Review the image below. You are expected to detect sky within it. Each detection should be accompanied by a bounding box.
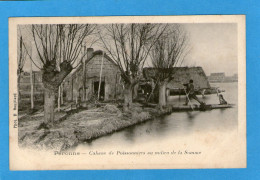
[182,23,237,76]
[21,23,238,76]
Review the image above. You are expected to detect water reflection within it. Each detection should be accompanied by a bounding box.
[123,126,135,142]
[78,83,238,149]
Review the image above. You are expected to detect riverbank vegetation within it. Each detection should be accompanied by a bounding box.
[18,103,166,151]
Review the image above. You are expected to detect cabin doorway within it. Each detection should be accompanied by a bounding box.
[94,81,105,101]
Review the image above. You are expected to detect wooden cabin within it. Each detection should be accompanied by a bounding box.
[63,48,123,102]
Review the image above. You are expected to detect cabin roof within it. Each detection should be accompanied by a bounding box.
[65,50,118,80]
[85,50,117,66]
[143,67,211,89]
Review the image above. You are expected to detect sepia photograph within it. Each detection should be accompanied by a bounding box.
[9,15,246,170]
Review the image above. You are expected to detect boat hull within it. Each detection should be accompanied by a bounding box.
[171,104,234,111]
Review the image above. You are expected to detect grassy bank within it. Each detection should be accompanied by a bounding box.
[18,103,159,151]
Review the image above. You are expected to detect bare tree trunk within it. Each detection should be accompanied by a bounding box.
[44,88,55,125]
[159,81,167,109]
[133,83,139,100]
[58,86,61,112]
[98,52,105,100]
[123,84,133,112]
[42,61,72,125]
[30,59,34,109]
[25,24,94,126]
[61,83,64,105]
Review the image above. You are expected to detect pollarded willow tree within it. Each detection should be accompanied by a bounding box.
[99,23,168,111]
[150,24,189,109]
[22,24,96,125]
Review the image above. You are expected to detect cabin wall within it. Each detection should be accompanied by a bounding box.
[85,54,122,101]
[64,54,123,102]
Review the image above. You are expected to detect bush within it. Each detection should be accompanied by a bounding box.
[130,106,143,113]
[130,103,143,113]
[131,111,151,121]
[103,104,120,114]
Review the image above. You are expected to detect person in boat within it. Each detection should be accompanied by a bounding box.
[183,79,205,106]
[218,94,228,105]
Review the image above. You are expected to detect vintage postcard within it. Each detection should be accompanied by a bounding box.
[9,15,246,170]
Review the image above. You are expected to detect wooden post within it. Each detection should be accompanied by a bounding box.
[61,83,64,105]
[98,51,105,100]
[179,88,181,101]
[71,77,74,101]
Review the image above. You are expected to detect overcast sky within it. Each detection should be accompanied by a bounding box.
[22,23,238,76]
[182,23,237,76]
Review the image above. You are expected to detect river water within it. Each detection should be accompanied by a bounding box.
[77,82,238,150]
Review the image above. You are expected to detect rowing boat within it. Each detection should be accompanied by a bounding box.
[171,104,235,111]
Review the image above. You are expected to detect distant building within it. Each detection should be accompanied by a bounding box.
[233,73,238,81]
[207,72,226,83]
[207,73,238,83]
[223,73,238,82]
[63,48,123,102]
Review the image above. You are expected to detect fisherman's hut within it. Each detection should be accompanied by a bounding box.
[142,67,212,102]
[63,48,123,102]
[166,67,211,95]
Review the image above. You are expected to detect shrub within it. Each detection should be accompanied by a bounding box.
[131,111,151,121]
[103,104,120,114]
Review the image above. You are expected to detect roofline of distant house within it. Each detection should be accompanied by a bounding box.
[143,66,206,80]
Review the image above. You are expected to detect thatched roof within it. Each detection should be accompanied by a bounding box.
[143,67,211,89]
[85,50,117,66]
[65,50,117,80]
